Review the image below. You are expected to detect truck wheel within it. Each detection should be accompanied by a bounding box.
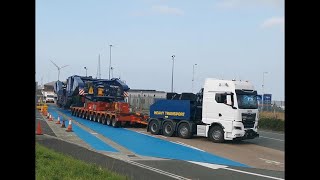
[149,120,160,135]
[86,113,90,120]
[163,121,175,137]
[89,114,93,121]
[111,117,119,128]
[97,115,101,123]
[106,116,112,126]
[82,112,86,119]
[177,123,192,139]
[93,114,97,122]
[101,116,106,125]
[208,126,225,143]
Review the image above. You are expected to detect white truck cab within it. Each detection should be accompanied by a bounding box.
[43,91,55,103]
[197,78,259,142]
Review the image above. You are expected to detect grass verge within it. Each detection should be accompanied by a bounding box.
[36,143,127,180]
[258,118,284,132]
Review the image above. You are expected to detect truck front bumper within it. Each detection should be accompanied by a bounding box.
[234,129,259,140]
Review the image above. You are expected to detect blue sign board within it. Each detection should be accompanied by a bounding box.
[257,95,262,104]
[263,94,272,104]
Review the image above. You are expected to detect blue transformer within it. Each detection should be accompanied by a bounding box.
[149,100,191,120]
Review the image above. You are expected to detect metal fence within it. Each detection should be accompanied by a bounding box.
[127,96,164,114]
[259,101,285,112]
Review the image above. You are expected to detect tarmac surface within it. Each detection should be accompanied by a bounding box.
[36,105,285,180]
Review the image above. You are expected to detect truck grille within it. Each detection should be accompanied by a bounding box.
[242,113,256,128]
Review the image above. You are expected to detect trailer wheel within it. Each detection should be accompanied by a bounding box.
[177,123,192,139]
[89,114,93,121]
[71,109,75,116]
[82,112,86,119]
[163,121,175,137]
[149,120,160,135]
[85,113,90,120]
[76,111,80,117]
[106,116,112,126]
[111,117,119,128]
[97,115,101,123]
[208,126,225,143]
[93,114,97,122]
[101,116,106,125]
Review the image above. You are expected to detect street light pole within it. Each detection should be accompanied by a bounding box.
[262,72,268,111]
[192,64,197,93]
[171,55,175,92]
[109,44,113,80]
[84,67,87,77]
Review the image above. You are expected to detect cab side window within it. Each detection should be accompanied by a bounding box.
[215,93,226,103]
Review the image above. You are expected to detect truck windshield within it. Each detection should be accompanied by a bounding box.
[47,95,54,98]
[235,90,258,109]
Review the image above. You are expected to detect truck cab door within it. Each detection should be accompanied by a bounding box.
[203,92,235,133]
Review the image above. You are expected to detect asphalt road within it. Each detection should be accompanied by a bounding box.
[245,130,284,151]
[36,135,284,180]
[37,105,285,179]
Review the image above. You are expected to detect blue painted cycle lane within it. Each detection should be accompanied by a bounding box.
[52,106,250,168]
[47,107,118,152]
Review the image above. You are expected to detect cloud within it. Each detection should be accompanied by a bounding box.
[261,17,284,31]
[151,5,184,15]
[215,0,283,9]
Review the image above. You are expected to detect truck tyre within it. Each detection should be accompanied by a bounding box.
[89,114,93,121]
[106,116,112,126]
[177,123,192,139]
[208,126,225,143]
[111,117,119,128]
[149,120,160,135]
[86,113,90,120]
[163,121,175,137]
[82,112,86,119]
[97,115,101,123]
[101,116,106,125]
[93,114,97,122]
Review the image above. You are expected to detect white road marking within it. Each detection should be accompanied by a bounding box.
[173,141,205,152]
[259,158,284,165]
[91,132,98,135]
[223,167,284,180]
[122,159,192,180]
[188,161,227,169]
[135,131,156,138]
[159,135,167,139]
[259,130,284,135]
[260,136,284,141]
[189,161,284,180]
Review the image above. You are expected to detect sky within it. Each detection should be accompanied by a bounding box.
[36,0,284,101]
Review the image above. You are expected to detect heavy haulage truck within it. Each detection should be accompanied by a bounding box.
[55,75,259,143]
[147,78,259,143]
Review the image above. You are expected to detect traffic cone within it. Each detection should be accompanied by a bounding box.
[48,114,53,121]
[61,119,66,128]
[66,119,73,132]
[36,121,43,135]
[55,116,61,124]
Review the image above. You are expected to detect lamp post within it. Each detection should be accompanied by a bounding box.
[84,67,87,77]
[262,71,268,111]
[171,55,175,92]
[110,67,114,79]
[109,44,113,80]
[192,64,197,93]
